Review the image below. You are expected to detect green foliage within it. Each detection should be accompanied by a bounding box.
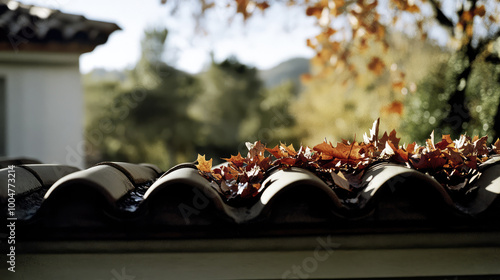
[189,56,298,161]
[293,32,446,145]
[400,62,449,143]
[84,29,298,169]
[401,44,500,143]
[241,80,299,148]
[84,28,201,169]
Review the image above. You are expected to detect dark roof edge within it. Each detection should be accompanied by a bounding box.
[16,231,500,254]
[0,0,121,54]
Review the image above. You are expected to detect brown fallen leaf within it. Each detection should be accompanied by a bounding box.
[196,154,212,173]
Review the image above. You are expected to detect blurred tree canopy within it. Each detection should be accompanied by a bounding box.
[84,28,200,168]
[84,1,500,170]
[163,0,500,141]
[401,40,500,142]
[84,28,298,169]
[294,31,449,144]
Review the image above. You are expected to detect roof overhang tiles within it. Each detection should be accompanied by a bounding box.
[0,0,120,54]
[1,157,500,240]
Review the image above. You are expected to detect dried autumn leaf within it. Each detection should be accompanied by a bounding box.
[368,56,385,75]
[411,150,447,170]
[222,152,246,167]
[256,1,270,11]
[382,101,403,115]
[255,154,272,170]
[474,5,486,17]
[393,146,409,163]
[461,11,473,22]
[235,0,251,20]
[331,171,351,191]
[466,156,478,169]
[493,138,500,154]
[406,142,417,154]
[392,81,405,92]
[252,183,262,192]
[363,118,380,145]
[435,135,454,150]
[380,141,396,159]
[406,4,420,13]
[266,145,283,159]
[443,149,464,167]
[378,129,400,150]
[212,168,223,180]
[221,166,239,181]
[194,118,497,204]
[472,135,488,157]
[246,140,266,158]
[196,154,212,173]
[426,130,436,151]
[313,141,337,160]
[282,143,298,157]
[306,5,324,18]
[276,157,298,166]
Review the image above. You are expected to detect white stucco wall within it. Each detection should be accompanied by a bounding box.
[0,52,85,169]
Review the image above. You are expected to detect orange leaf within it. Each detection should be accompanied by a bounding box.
[325,27,336,37]
[306,6,323,18]
[406,142,417,154]
[222,152,246,168]
[493,138,500,154]
[221,166,239,181]
[266,145,283,159]
[435,135,454,150]
[246,141,266,158]
[406,4,420,13]
[444,149,464,167]
[235,0,251,20]
[277,157,298,166]
[281,143,297,157]
[368,57,385,75]
[473,136,489,156]
[196,154,212,173]
[394,147,409,163]
[256,1,270,11]
[313,142,336,160]
[382,101,403,115]
[474,5,486,17]
[392,81,405,92]
[306,39,316,49]
[461,11,473,22]
[379,129,401,149]
[411,150,447,170]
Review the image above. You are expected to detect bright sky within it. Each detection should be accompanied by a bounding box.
[19,0,317,73]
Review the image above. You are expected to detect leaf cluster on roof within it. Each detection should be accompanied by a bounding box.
[196,119,500,203]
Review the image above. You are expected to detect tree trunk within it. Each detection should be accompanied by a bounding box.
[493,101,500,141]
[441,43,478,136]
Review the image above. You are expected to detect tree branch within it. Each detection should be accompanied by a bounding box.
[428,0,455,30]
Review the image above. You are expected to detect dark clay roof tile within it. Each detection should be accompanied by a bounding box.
[0,166,41,200]
[43,165,135,206]
[20,164,80,187]
[4,159,500,238]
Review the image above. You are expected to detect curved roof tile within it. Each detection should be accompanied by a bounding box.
[2,159,500,238]
[0,0,120,53]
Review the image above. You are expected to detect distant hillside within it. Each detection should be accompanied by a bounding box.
[258,57,310,88]
[84,58,311,89]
